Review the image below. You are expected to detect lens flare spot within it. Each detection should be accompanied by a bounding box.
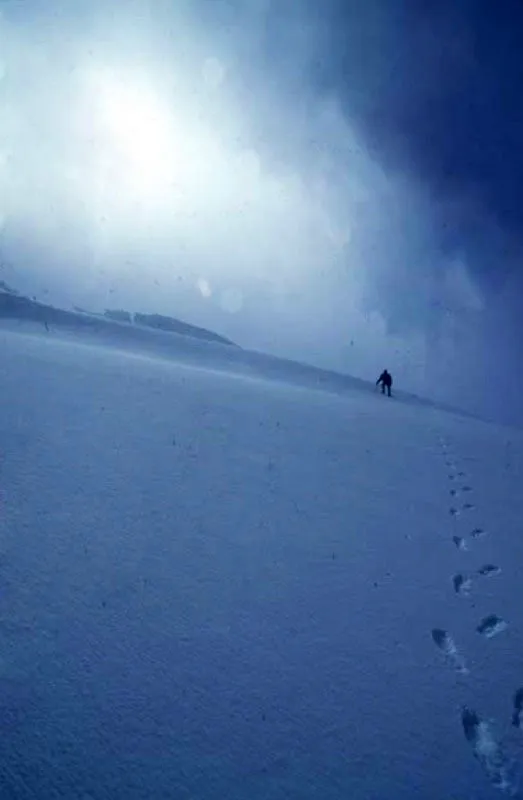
[197,277,212,298]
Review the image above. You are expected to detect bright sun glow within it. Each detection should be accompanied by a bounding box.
[76,63,343,291]
[81,65,230,215]
[85,68,184,196]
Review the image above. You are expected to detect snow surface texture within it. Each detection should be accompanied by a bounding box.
[1,323,523,799]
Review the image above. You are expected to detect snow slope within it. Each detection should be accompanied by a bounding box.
[1,324,522,799]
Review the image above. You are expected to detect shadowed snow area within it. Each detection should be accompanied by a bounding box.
[1,324,523,799]
[0,305,472,418]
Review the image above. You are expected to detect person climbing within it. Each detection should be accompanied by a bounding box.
[376,369,392,397]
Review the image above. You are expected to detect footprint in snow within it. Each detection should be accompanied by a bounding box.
[470,527,486,539]
[477,615,507,639]
[453,573,472,595]
[477,564,501,578]
[432,628,468,674]
[450,507,460,517]
[461,707,519,796]
[462,502,475,512]
[452,567,499,594]
[453,535,467,551]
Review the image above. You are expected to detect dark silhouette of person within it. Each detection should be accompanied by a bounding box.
[376,369,392,396]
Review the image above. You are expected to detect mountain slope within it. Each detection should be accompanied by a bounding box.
[0,290,237,347]
[0,326,522,799]
[0,290,480,421]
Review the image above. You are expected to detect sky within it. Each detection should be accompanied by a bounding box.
[1,0,523,423]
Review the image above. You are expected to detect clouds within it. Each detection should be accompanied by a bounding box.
[0,3,366,314]
[0,0,521,421]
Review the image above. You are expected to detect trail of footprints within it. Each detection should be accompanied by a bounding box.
[433,436,522,796]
